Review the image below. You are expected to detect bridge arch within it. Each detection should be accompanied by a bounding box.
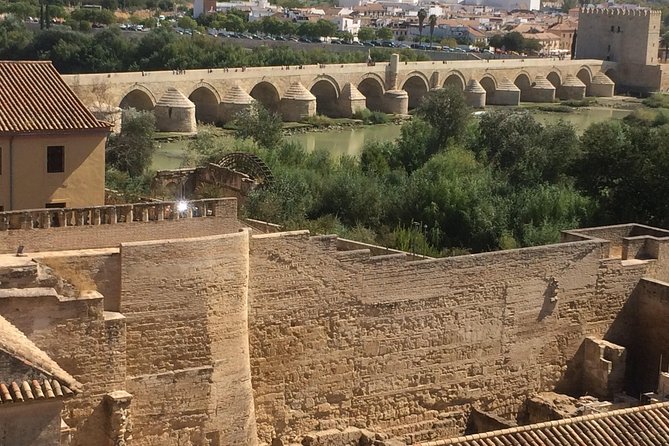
[401,72,430,109]
[250,81,281,113]
[189,82,220,124]
[309,77,340,117]
[119,85,156,111]
[577,67,592,88]
[480,76,497,105]
[443,71,466,91]
[546,71,562,89]
[358,74,385,112]
[514,73,532,101]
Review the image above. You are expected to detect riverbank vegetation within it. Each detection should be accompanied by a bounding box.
[181,88,669,256]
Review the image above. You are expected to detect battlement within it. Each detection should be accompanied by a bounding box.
[579,6,660,16]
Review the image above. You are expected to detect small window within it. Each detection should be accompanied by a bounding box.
[45,202,66,209]
[0,206,4,212]
[610,25,614,32]
[47,146,64,173]
[617,26,621,33]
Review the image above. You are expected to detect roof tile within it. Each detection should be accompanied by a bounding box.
[0,60,110,134]
[415,402,669,446]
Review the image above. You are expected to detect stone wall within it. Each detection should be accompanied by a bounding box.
[120,231,258,446]
[0,289,122,446]
[0,401,63,446]
[247,231,659,444]
[631,278,669,393]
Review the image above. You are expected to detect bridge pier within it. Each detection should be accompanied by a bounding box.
[220,85,255,123]
[558,74,587,100]
[280,82,316,121]
[339,83,367,117]
[382,90,409,114]
[588,72,615,97]
[487,78,521,106]
[465,79,486,108]
[526,75,556,102]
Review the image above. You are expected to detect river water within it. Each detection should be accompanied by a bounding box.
[152,107,631,170]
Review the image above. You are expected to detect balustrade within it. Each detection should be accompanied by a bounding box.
[0,199,221,231]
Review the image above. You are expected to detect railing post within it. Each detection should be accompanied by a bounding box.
[109,207,117,224]
[93,208,102,225]
[21,212,32,230]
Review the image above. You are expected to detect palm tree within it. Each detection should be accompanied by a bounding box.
[429,14,437,49]
[418,8,427,42]
[662,31,669,62]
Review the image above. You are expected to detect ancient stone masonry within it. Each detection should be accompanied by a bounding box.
[2,201,669,445]
[63,58,617,126]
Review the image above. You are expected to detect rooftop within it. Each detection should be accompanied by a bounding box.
[0,60,110,135]
[417,401,669,446]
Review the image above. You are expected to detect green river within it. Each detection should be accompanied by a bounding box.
[152,107,632,171]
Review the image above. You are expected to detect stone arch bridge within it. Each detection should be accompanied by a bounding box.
[64,56,617,124]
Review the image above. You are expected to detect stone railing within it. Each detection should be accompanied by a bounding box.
[0,199,226,231]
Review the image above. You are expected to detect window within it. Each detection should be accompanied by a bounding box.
[47,146,64,173]
[45,202,66,208]
[610,25,614,32]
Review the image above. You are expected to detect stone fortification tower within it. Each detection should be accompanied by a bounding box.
[576,7,660,65]
[575,7,666,92]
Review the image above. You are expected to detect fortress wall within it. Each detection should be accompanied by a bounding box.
[0,291,124,446]
[120,231,257,446]
[37,251,122,312]
[631,278,669,393]
[0,200,240,254]
[248,233,654,443]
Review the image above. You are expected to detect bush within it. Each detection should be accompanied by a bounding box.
[352,108,390,124]
[642,93,669,109]
[304,114,336,128]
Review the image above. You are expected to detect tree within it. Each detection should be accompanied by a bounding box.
[106,109,157,178]
[315,19,337,37]
[414,85,471,151]
[177,16,197,30]
[357,26,375,42]
[417,8,427,40]
[376,26,393,41]
[232,102,283,150]
[428,14,437,48]
[71,8,116,25]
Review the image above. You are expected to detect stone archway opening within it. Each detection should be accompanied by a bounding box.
[577,68,592,89]
[402,76,429,110]
[250,82,281,113]
[310,80,339,117]
[358,78,384,112]
[189,87,219,124]
[547,72,561,89]
[480,77,496,105]
[443,74,465,91]
[119,89,154,111]
[514,74,532,101]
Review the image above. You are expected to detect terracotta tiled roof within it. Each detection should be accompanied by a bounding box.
[416,402,669,446]
[0,314,82,399]
[0,60,110,135]
[0,379,75,404]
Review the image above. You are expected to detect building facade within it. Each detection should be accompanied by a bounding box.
[0,61,110,212]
